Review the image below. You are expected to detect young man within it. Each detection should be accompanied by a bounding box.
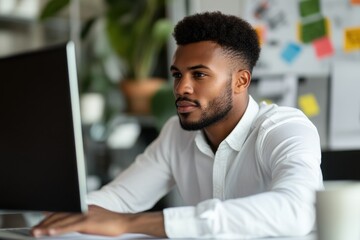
[32,11,323,239]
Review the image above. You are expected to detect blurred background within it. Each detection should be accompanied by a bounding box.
[0,0,360,227]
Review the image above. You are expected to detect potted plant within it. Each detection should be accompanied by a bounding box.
[40,0,173,115]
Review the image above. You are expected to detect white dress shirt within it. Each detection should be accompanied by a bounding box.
[87,96,323,239]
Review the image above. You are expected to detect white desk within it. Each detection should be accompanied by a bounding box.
[41,232,317,240]
[0,231,317,240]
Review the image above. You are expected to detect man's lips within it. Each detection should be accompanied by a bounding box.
[175,100,199,113]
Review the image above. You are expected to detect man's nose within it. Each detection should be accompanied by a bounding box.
[174,75,194,96]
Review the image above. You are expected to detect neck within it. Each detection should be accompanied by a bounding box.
[203,95,249,153]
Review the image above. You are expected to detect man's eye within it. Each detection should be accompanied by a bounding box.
[172,72,182,79]
[193,72,206,78]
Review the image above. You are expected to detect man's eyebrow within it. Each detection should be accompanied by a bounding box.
[170,65,179,71]
[170,64,210,71]
[188,64,210,70]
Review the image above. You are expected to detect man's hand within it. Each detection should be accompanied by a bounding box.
[31,205,167,238]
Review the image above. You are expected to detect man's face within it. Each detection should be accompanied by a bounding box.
[171,41,234,130]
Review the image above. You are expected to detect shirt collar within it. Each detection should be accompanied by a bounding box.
[225,95,259,151]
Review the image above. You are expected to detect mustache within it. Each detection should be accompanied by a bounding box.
[175,97,200,106]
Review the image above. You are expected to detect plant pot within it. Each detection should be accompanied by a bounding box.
[120,78,166,115]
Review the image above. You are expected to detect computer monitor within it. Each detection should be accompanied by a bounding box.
[321,149,360,181]
[0,42,87,213]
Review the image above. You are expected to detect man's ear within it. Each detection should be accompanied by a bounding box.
[233,69,251,94]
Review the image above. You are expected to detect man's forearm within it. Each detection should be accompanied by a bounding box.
[127,211,167,237]
[31,206,167,238]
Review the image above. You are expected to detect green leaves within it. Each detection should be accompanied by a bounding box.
[81,17,98,39]
[39,0,172,81]
[137,19,172,79]
[151,84,176,131]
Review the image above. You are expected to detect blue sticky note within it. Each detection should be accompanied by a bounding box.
[281,43,302,64]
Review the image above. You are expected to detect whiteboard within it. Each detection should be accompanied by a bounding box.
[243,0,360,77]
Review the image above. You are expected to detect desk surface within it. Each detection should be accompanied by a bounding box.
[0,231,317,240]
[40,232,317,240]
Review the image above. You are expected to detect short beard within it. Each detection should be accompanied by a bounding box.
[179,79,233,131]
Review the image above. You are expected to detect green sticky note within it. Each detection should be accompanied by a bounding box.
[299,0,320,17]
[300,17,326,43]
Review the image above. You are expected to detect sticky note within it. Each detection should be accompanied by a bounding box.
[281,43,302,64]
[325,18,331,39]
[313,36,334,59]
[298,94,320,117]
[300,17,327,43]
[299,0,320,17]
[351,0,360,4]
[344,27,360,52]
[297,18,330,43]
[255,25,266,45]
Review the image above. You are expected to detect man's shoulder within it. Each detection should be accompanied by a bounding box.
[257,102,305,118]
[254,102,312,130]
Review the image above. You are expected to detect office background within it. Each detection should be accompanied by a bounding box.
[1,0,360,226]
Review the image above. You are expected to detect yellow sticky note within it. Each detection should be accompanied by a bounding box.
[298,94,320,117]
[325,18,332,39]
[344,27,360,52]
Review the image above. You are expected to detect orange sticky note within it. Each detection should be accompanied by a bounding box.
[298,94,320,117]
[255,25,266,45]
[351,0,360,5]
[344,27,360,52]
[313,37,334,59]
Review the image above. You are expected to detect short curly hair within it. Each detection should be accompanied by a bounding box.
[173,11,260,72]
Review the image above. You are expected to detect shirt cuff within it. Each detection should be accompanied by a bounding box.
[163,206,200,238]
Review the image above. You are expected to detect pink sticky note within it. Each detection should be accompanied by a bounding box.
[313,37,334,59]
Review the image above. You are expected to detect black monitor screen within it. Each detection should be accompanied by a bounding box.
[321,149,360,181]
[0,43,87,213]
